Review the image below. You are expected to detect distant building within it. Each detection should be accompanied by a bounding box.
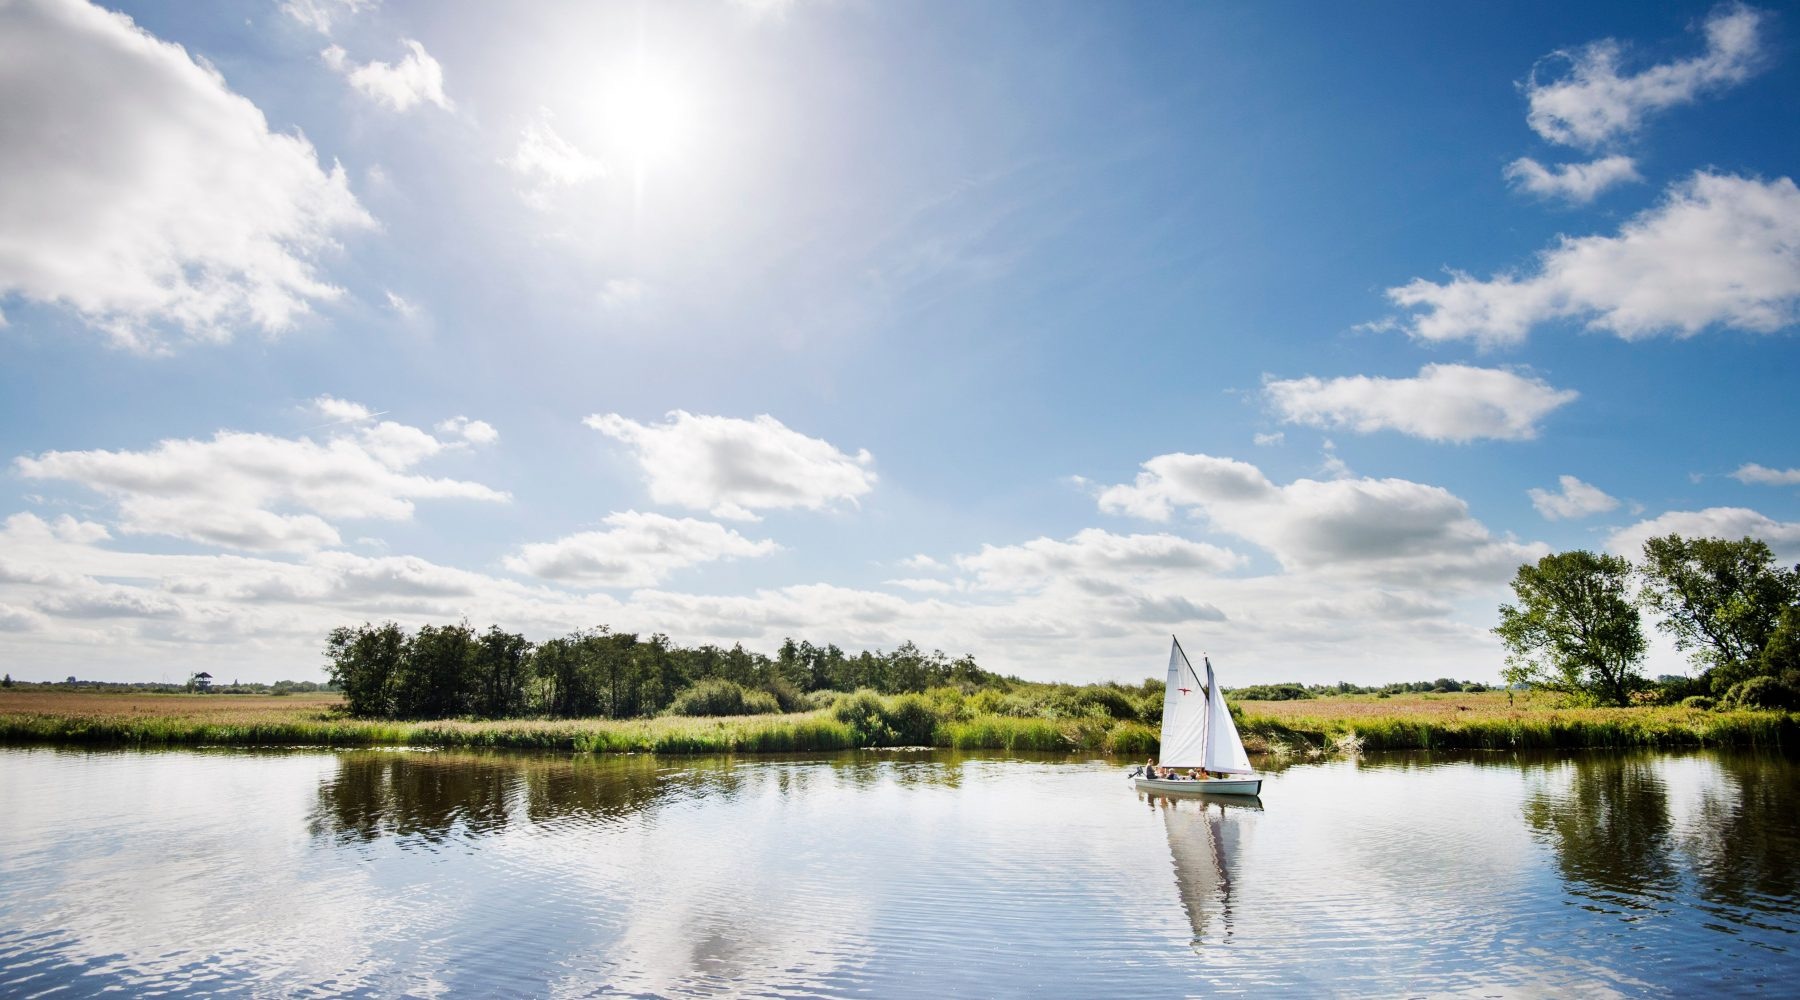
[192,671,213,692]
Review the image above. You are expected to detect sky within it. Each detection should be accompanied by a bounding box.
[1,0,1797,686]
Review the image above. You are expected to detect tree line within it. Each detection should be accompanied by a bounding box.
[325,623,1008,721]
[1495,533,1800,708]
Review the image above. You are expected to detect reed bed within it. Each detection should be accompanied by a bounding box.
[1235,691,1798,752]
[5,688,1793,755]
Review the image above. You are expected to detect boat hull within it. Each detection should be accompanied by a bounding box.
[1135,775,1263,797]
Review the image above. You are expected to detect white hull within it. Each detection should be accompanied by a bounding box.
[1135,775,1263,797]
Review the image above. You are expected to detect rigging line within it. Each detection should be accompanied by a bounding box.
[1171,636,1208,697]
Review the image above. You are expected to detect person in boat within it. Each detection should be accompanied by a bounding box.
[1142,757,1158,779]
[1188,768,1204,781]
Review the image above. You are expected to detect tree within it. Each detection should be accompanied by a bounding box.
[1637,534,1800,692]
[325,622,408,718]
[1495,551,1646,706]
[470,626,533,718]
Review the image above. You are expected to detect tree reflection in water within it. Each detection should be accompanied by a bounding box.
[308,749,973,846]
[1680,751,1800,932]
[1523,754,1679,916]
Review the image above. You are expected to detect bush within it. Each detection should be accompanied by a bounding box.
[1722,676,1799,711]
[1230,683,1312,701]
[885,693,941,745]
[1065,685,1140,721]
[761,677,807,713]
[668,679,781,717]
[1681,695,1717,711]
[832,689,896,744]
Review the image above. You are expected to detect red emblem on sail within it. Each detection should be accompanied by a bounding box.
[1177,686,1191,695]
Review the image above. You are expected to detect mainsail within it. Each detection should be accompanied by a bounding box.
[1158,638,1209,767]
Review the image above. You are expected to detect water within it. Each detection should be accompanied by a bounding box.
[1,747,1795,997]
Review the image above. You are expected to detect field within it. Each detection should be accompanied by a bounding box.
[1234,690,1797,753]
[1,687,1793,755]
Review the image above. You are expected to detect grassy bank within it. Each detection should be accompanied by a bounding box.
[2,688,1792,755]
[1234,690,1798,754]
[0,689,1155,754]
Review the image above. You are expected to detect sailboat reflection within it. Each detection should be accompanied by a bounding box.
[1149,791,1262,948]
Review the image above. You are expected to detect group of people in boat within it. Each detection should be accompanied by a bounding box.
[1137,757,1210,781]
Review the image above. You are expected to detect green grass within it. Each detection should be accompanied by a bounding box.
[1235,691,1799,753]
[5,687,1795,756]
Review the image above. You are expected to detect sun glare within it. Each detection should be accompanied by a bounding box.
[605,54,700,193]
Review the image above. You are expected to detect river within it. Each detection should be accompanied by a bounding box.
[1,746,1794,996]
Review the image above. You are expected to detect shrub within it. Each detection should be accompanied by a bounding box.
[1680,695,1717,711]
[1230,683,1313,701]
[885,693,941,745]
[1066,685,1139,720]
[832,689,896,744]
[667,679,781,717]
[1723,676,1799,711]
[761,677,807,713]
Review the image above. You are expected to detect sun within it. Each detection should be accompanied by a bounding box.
[604,53,700,193]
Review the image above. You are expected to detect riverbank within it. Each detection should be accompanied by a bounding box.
[1,688,1793,755]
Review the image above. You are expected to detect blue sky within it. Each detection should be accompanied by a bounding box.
[2,0,1797,685]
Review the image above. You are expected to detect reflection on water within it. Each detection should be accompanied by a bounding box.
[1150,792,1261,948]
[3,746,1798,997]
[1524,755,1679,915]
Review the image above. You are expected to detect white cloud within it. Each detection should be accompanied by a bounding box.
[1252,432,1284,447]
[956,529,1245,592]
[900,554,944,571]
[884,578,963,594]
[1523,3,1766,149]
[1265,364,1579,442]
[599,278,646,309]
[1503,155,1641,203]
[312,395,374,424]
[1388,172,1800,346]
[14,409,507,553]
[1731,463,1800,486]
[0,0,373,350]
[586,411,876,521]
[326,39,451,113]
[1607,506,1800,562]
[435,416,498,445]
[1528,475,1620,520]
[506,107,604,207]
[505,511,777,588]
[1097,452,1543,584]
[281,0,374,35]
[384,290,420,319]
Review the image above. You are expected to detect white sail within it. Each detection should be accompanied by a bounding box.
[1201,655,1254,775]
[1158,638,1209,767]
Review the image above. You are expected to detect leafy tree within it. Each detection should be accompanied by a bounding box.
[1637,535,1800,692]
[1759,606,1800,686]
[471,626,533,718]
[1495,551,1646,706]
[394,622,476,719]
[325,622,408,717]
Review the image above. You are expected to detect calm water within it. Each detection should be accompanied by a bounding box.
[1,746,1796,997]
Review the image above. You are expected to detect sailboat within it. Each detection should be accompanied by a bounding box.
[1134,637,1264,797]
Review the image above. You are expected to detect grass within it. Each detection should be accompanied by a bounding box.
[1234,690,1799,754]
[4,687,1794,756]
